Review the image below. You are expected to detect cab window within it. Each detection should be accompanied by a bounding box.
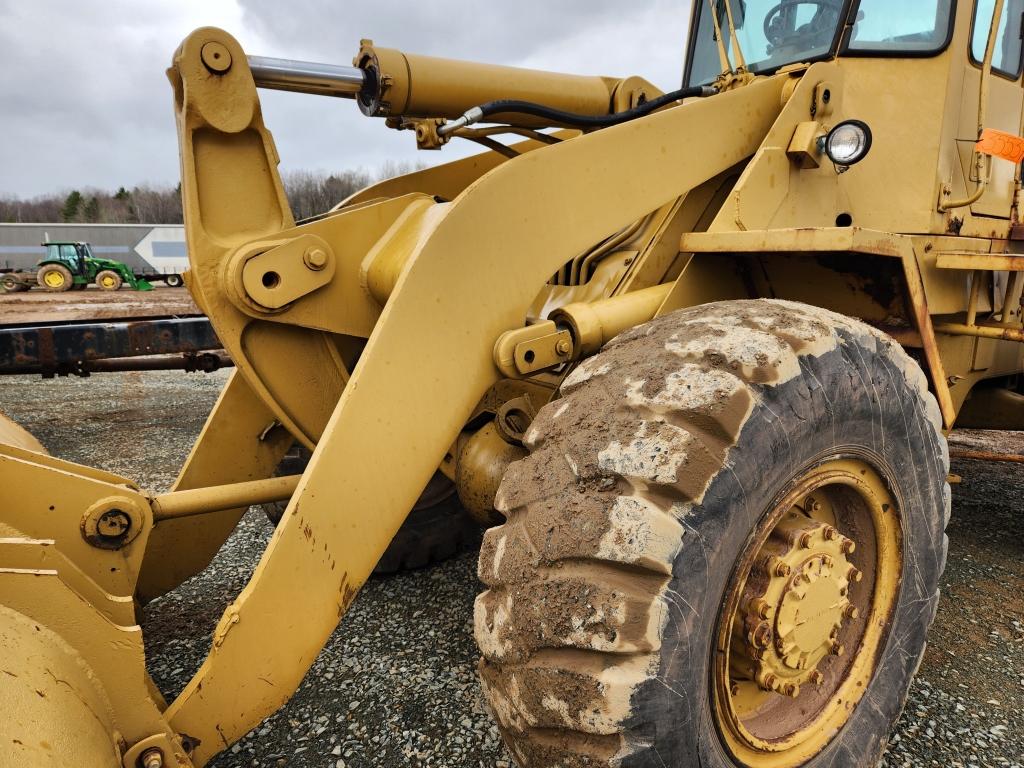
[847,0,954,53]
[971,0,1024,77]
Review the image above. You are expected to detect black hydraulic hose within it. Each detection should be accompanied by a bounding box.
[438,84,717,136]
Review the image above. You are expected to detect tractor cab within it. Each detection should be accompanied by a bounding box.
[40,241,90,275]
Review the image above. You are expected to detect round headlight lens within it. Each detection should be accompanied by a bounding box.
[824,120,872,167]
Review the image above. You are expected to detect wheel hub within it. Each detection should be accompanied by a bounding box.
[732,509,860,698]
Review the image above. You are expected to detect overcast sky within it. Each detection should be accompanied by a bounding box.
[0,0,692,198]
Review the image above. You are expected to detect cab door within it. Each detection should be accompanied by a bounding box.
[959,0,1024,218]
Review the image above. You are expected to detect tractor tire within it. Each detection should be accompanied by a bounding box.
[1,274,26,293]
[262,446,480,576]
[475,299,948,768]
[165,274,184,288]
[37,264,73,292]
[95,270,123,291]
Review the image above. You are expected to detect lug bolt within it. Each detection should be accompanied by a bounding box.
[823,525,838,540]
[809,670,825,685]
[766,556,791,577]
[830,642,845,657]
[799,532,813,549]
[748,597,773,620]
[96,509,131,539]
[848,566,863,583]
[555,339,572,356]
[783,682,800,698]
[140,748,164,768]
[806,497,822,513]
[841,537,856,554]
[761,673,778,691]
[844,605,859,620]
[303,247,328,271]
[751,622,773,649]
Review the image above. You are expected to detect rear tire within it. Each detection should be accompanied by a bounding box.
[37,264,73,292]
[95,270,123,291]
[1,275,25,293]
[475,299,948,768]
[165,274,184,288]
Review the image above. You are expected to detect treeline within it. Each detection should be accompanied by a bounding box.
[0,164,423,225]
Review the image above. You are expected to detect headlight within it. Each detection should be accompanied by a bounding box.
[821,120,872,169]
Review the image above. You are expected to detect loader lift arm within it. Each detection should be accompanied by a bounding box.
[159,28,793,763]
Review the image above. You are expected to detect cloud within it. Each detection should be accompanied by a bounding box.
[0,0,692,197]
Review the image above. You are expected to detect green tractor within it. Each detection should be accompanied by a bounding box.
[34,242,153,292]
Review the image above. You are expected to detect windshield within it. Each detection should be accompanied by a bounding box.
[685,1,956,86]
[686,0,846,86]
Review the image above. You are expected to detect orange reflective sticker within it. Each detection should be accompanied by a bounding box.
[976,128,1024,164]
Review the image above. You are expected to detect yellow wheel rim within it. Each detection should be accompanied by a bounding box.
[713,457,902,767]
[101,275,115,288]
[43,271,65,288]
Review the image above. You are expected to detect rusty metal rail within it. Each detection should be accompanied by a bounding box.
[0,316,228,377]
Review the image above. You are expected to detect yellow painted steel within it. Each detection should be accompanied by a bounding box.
[4,2,1024,764]
[164,30,788,761]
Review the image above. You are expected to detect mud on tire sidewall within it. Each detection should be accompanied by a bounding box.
[628,325,948,767]
[476,300,949,768]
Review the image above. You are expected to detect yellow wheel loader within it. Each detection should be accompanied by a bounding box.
[3,1,1024,766]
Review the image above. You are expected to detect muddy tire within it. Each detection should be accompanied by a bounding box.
[1,275,27,293]
[475,299,948,768]
[95,270,123,291]
[165,274,184,288]
[37,264,73,292]
[263,446,479,575]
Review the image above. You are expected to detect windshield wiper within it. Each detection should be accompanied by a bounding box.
[706,0,749,78]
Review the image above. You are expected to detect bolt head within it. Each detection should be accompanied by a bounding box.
[823,525,838,540]
[303,247,328,270]
[830,642,845,657]
[844,605,859,620]
[751,622,773,649]
[555,339,571,356]
[841,537,856,554]
[140,748,164,768]
[848,567,863,583]
[809,670,825,685]
[783,682,800,698]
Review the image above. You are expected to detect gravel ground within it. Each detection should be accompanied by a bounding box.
[1,370,1021,767]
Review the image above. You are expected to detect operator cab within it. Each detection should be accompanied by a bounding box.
[41,242,90,274]
[684,1,968,86]
[684,0,1024,237]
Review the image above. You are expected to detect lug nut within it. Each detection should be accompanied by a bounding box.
[766,556,791,577]
[848,567,863,583]
[844,605,859,620]
[748,597,773,620]
[841,537,856,554]
[823,525,838,540]
[783,682,800,698]
[140,748,164,768]
[751,622,773,649]
[555,339,571,356]
[809,670,825,685]
[760,672,778,691]
[799,532,813,549]
[806,497,822,513]
[830,642,845,657]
